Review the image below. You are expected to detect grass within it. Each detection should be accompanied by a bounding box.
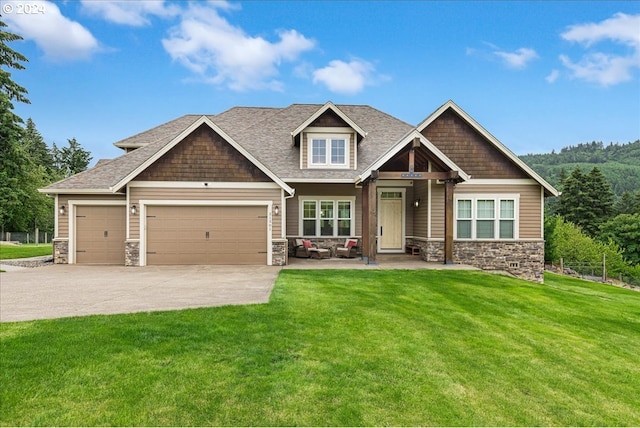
[1,270,639,426]
[0,243,52,260]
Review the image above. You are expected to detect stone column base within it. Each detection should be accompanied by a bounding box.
[125,240,140,266]
[53,239,69,264]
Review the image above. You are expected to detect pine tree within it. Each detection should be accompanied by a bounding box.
[23,118,54,173]
[584,167,614,235]
[59,138,92,176]
[0,18,31,232]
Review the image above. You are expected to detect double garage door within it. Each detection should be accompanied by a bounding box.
[75,205,267,265]
[146,205,268,265]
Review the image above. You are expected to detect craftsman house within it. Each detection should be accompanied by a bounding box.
[42,100,558,282]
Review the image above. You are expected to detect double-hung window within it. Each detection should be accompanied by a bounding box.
[455,195,518,240]
[300,197,354,236]
[308,134,349,168]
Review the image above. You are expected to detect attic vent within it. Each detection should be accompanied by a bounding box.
[508,262,520,269]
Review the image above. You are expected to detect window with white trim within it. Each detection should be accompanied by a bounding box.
[455,195,518,240]
[300,197,354,236]
[308,134,350,168]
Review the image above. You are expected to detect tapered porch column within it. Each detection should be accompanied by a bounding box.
[444,179,455,264]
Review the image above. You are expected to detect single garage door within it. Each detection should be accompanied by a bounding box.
[146,205,268,265]
[76,205,126,264]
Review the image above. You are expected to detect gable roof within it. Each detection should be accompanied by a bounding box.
[417,100,559,196]
[356,129,471,183]
[41,101,559,197]
[42,115,294,195]
[290,101,367,140]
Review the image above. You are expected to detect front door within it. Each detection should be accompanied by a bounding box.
[378,190,404,252]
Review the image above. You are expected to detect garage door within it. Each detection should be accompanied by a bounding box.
[146,205,268,265]
[76,205,126,264]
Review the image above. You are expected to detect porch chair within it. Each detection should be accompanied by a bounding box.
[295,239,317,258]
[335,238,359,258]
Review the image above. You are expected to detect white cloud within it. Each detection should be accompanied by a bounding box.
[3,0,99,61]
[546,69,560,83]
[493,47,539,69]
[559,13,640,86]
[312,59,378,94]
[161,3,315,91]
[80,0,180,26]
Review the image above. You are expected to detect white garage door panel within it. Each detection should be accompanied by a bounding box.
[146,205,268,265]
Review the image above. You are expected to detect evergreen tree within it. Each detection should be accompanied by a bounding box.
[557,168,589,229]
[23,118,55,172]
[59,138,92,176]
[557,167,616,237]
[615,191,639,215]
[0,18,31,232]
[583,167,614,234]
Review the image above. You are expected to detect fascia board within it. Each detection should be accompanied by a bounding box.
[38,188,115,194]
[290,101,367,139]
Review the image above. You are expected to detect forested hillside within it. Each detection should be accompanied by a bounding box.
[520,140,640,196]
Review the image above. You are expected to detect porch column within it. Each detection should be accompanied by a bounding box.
[362,178,378,264]
[444,179,455,264]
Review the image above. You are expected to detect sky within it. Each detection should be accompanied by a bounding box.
[3,0,640,165]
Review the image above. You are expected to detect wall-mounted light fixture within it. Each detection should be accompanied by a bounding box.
[131,204,137,215]
[59,205,66,215]
[413,198,421,208]
[273,205,280,216]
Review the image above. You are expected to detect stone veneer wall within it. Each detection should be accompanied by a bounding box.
[287,237,361,258]
[407,237,545,283]
[125,240,140,266]
[53,239,68,264]
[272,239,288,266]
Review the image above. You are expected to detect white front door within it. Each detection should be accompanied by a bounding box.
[378,190,404,252]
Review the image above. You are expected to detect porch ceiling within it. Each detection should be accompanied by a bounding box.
[378,144,449,173]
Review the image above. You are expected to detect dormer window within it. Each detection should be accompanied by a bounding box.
[308,134,350,168]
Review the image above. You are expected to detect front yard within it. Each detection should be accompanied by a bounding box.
[1,270,638,426]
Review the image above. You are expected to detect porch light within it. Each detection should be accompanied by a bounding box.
[273,205,280,216]
[414,198,421,208]
[131,204,137,215]
[59,205,65,215]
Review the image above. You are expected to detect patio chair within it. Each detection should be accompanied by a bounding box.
[335,238,358,258]
[295,239,317,258]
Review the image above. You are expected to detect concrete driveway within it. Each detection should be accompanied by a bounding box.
[0,264,281,322]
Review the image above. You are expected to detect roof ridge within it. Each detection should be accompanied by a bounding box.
[113,114,202,147]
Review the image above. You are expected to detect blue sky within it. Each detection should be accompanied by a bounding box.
[3,1,640,164]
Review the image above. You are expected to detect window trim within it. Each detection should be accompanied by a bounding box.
[307,133,351,169]
[454,194,519,240]
[299,196,355,237]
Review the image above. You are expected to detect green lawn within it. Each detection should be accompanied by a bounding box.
[1,270,638,426]
[0,244,52,260]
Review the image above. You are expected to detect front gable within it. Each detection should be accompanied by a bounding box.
[292,103,366,172]
[421,108,528,179]
[135,124,271,182]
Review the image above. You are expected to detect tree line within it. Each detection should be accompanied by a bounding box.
[520,140,640,196]
[545,165,640,284]
[1,19,91,235]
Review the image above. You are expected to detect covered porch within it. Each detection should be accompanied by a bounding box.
[358,134,468,266]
